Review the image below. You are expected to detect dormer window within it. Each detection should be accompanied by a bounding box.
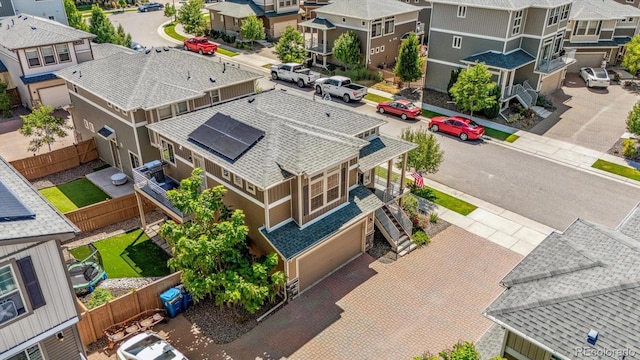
[25,48,41,67]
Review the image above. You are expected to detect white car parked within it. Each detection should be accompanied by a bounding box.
[116,332,187,360]
[579,67,610,88]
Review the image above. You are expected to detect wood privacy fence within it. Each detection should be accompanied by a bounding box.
[10,139,98,180]
[65,193,155,233]
[77,272,183,347]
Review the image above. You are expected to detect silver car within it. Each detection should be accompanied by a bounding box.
[579,67,610,88]
[116,332,187,360]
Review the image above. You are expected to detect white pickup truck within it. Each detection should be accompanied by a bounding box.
[314,75,368,103]
[270,63,322,88]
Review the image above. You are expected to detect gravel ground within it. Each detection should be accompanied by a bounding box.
[31,159,107,189]
[607,137,640,161]
[77,277,163,306]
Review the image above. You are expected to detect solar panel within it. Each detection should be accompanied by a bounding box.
[188,113,265,163]
[0,179,35,222]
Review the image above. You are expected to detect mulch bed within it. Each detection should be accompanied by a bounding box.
[607,137,640,162]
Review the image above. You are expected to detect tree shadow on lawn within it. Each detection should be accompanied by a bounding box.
[121,230,171,277]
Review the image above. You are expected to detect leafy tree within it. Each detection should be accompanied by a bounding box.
[333,31,361,69]
[399,127,444,175]
[164,3,177,21]
[160,169,287,314]
[414,341,507,360]
[447,68,462,99]
[394,32,423,88]
[19,105,71,153]
[240,14,265,49]
[481,84,502,119]
[118,0,127,11]
[626,100,640,136]
[623,34,640,79]
[89,5,116,43]
[178,0,206,35]
[274,25,306,63]
[114,24,132,48]
[64,0,89,32]
[450,62,497,117]
[0,81,12,118]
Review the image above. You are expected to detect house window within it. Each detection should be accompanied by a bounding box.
[553,32,563,55]
[362,172,371,185]
[56,44,71,62]
[372,18,382,37]
[158,105,172,120]
[221,168,230,181]
[211,90,220,104]
[547,7,559,26]
[560,4,570,21]
[627,0,633,3]
[370,48,375,55]
[72,84,77,93]
[7,344,43,360]
[129,152,140,169]
[587,20,601,35]
[457,6,467,18]
[234,18,238,26]
[375,47,380,53]
[160,139,175,164]
[573,20,601,36]
[246,182,256,195]
[25,49,41,67]
[175,101,188,115]
[512,10,523,35]
[149,129,158,146]
[384,17,394,35]
[40,46,56,65]
[309,166,341,213]
[220,15,223,21]
[233,174,243,187]
[0,264,27,326]
[380,45,385,52]
[279,0,284,6]
[452,36,462,49]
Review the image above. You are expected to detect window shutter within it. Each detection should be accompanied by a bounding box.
[17,257,46,310]
[303,185,309,216]
[341,166,346,198]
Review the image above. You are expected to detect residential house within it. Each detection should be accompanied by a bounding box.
[299,0,423,69]
[140,89,416,295]
[564,0,640,70]
[0,155,84,359]
[0,15,95,109]
[615,0,640,9]
[207,0,301,40]
[482,204,640,360]
[401,0,432,36]
[0,0,68,25]
[55,48,261,178]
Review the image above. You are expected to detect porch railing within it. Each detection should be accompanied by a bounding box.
[523,80,538,108]
[375,208,401,243]
[536,48,576,74]
[504,84,533,108]
[385,199,413,236]
[133,167,175,209]
[305,40,332,54]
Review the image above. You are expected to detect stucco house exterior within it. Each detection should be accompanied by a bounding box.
[139,89,416,295]
[0,0,68,25]
[207,0,301,40]
[299,0,423,69]
[55,48,261,178]
[0,155,84,360]
[483,204,640,360]
[0,15,95,109]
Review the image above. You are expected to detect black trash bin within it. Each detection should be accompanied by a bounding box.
[175,284,194,311]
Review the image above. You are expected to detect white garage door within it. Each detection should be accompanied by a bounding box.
[568,52,605,72]
[38,85,71,108]
[539,70,564,95]
[273,20,297,38]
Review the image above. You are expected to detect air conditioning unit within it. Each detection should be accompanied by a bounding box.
[0,300,18,323]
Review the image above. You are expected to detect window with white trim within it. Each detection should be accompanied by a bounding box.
[175,101,188,115]
[129,151,140,169]
[158,105,172,120]
[457,6,467,18]
[375,47,380,53]
[627,0,633,3]
[372,18,382,37]
[573,20,601,36]
[211,90,220,104]
[560,4,570,21]
[384,17,394,35]
[380,45,385,52]
[25,49,41,67]
[362,172,371,185]
[148,129,158,146]
[309,166,341,213]
[0,264,27,326]
[7,344,43,360]
[246,182,256,194]
[40,46,56,65]
[452,36,462,49]
[221,168,231,181]
[160,139,175,164]
[370,48,375,55]
[233,174,243,187]
[512,10,523,35]
[547,7,559,26]
[72,84,77,93]
[553,32,563,55]
[56,44,71,62]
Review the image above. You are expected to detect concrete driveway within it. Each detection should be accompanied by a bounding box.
[89,226,522,360]
[534,72,639,152]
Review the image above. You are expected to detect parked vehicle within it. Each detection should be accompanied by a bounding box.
[116,332,188,360]
[580,67,610,88]
[314,75,368,103]
[183,37,218,55]
[271,63,321,88]
[138,2,164,11]
[429,115,485,141]
[377,99,421,120]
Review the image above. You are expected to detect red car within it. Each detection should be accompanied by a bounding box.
[376,99,422,120]
[183,37,218,55]
[429,116,485,141]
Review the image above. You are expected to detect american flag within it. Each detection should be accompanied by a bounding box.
[411,172,424,188]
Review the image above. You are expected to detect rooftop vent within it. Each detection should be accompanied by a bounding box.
[163,47,169,51]
[326,112,330,117]
[17,15,22,18]
[587,329,598,345]
[155,48,161,53]
[11,19,14,25]
[209,77,216,83]
[144,49,151,54]
[30,26,36,30]
[247,98,255,103]
[23,17,27,20]
[71,70,77,74]
[187,70,191,80]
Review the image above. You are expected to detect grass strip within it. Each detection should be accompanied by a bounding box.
[40,187,78,213]
[217,47,240,57]
[592,159,640,181]
[164,22,187,42]
[421,109,445,118]
[364,93,393,103]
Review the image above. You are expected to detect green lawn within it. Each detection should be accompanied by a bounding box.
[364,93,393,103]
[164,22,187,41]
[592,159,640,181]
[217,47,240,57]
[80,8,138,17]
[40,178,110,213]
[483,127,520,143]
[421,109,445,118]
[262,63,274,69]
[69,229,171,278]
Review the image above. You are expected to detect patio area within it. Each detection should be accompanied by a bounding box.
[86,167,135,199]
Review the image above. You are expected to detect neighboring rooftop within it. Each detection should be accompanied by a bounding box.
[206,0,264,17]
[429,0,571,11]
[314,0,420,19]
[0,14,94,50]
[484,212,640,360]
[0,156,78,242]
[91,43,137,60]
[571,0,640,20]
[55,48,262,111]
[462,50,536,70]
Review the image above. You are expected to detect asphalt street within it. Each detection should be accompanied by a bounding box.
[108,7,175,48]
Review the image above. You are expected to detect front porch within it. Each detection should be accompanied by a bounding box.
[299,17,335,68]
[132,160,184,226]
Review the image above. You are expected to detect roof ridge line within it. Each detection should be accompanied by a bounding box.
[578,218,640,251]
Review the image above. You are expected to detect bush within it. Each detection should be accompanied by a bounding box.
[481,85,501,119]
[412,231,430,247]
[622,139,638,159]
[507,113,523,123]
[536,93,554,110]
[429,212,439,223]
[447,68,461,99]
[401,194,419,218]
[410,184,437,201]
[87,288,114,309]
[333,66,382,82]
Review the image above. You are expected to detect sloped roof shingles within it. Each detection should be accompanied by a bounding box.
[0,15,94,50]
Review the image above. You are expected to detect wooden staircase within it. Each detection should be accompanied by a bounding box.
[375,203,415,257]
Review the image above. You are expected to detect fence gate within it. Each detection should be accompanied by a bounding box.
[77,138,98,164]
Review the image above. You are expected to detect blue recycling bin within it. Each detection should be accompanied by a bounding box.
[175,284,194,311]
[160,288,183,318]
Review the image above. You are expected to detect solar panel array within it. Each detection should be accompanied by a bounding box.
[0,179,35,222]
[188,113,265,163]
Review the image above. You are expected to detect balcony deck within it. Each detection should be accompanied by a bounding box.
[536,49,576,74]
[133,165,184,220]
[306,42,333,55]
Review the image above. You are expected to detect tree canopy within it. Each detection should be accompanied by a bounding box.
[160,169,286,313]
[178,0,206,35]
[0,81,12,119]
[449,62,497,117]
[627,100,640,136]
[240,14,265,48]
[400,127,444,175]
[18,105,71,153]
[394,32,423,88]
[64,0,89,32]
[333,31,361,68]
[623,34,640,78]
[164,3,177,21]
[274,26,307,63]
[89,5,116,43]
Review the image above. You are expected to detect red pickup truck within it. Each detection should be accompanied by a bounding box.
[183,37,218,55]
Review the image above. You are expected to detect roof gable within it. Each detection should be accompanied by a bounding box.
[314,0,420,19]
[0,15,94,50]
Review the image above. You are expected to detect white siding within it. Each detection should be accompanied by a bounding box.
[0,47,30,107]
[12,0,69,25]
[317,13,369,30]
[18,43,80,78]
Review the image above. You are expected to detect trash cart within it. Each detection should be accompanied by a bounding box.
[175,284,194,311]
[159,288,183,318]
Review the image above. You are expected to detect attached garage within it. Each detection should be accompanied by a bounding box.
[567,52,606,72]
[38,85,71,108]
[538,70,564,95]
[296,221,364,291]
[272,20,297,38]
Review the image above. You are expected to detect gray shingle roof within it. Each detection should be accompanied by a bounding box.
[358,135,416,172]
[147,90,390,189]
[91,43,136,60]
[566,37,632,47]
[55,48,262,111]
[0,15,94,50]
[206,0,264,17]
[570,0,640,20]
[299,17,336,30]
[314,0,420,19]
[0,156,78,242]
[260,185,382,259]
[462,50,536,70]
[485,217,640,359]
[429,0,571,11]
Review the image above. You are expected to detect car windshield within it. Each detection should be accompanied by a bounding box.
[125,336,162,355]
[467,120,479,128]
[405,103,416,109]
[198,39,208,43]
[593,69,608,79]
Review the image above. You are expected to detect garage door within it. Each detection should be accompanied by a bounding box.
[297,222,363,291]
[38,85,71,108]
[273,20,297,38]
[539,70,563,95]
[568,52,605,72]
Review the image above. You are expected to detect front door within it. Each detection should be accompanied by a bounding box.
[110,139,122,170]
